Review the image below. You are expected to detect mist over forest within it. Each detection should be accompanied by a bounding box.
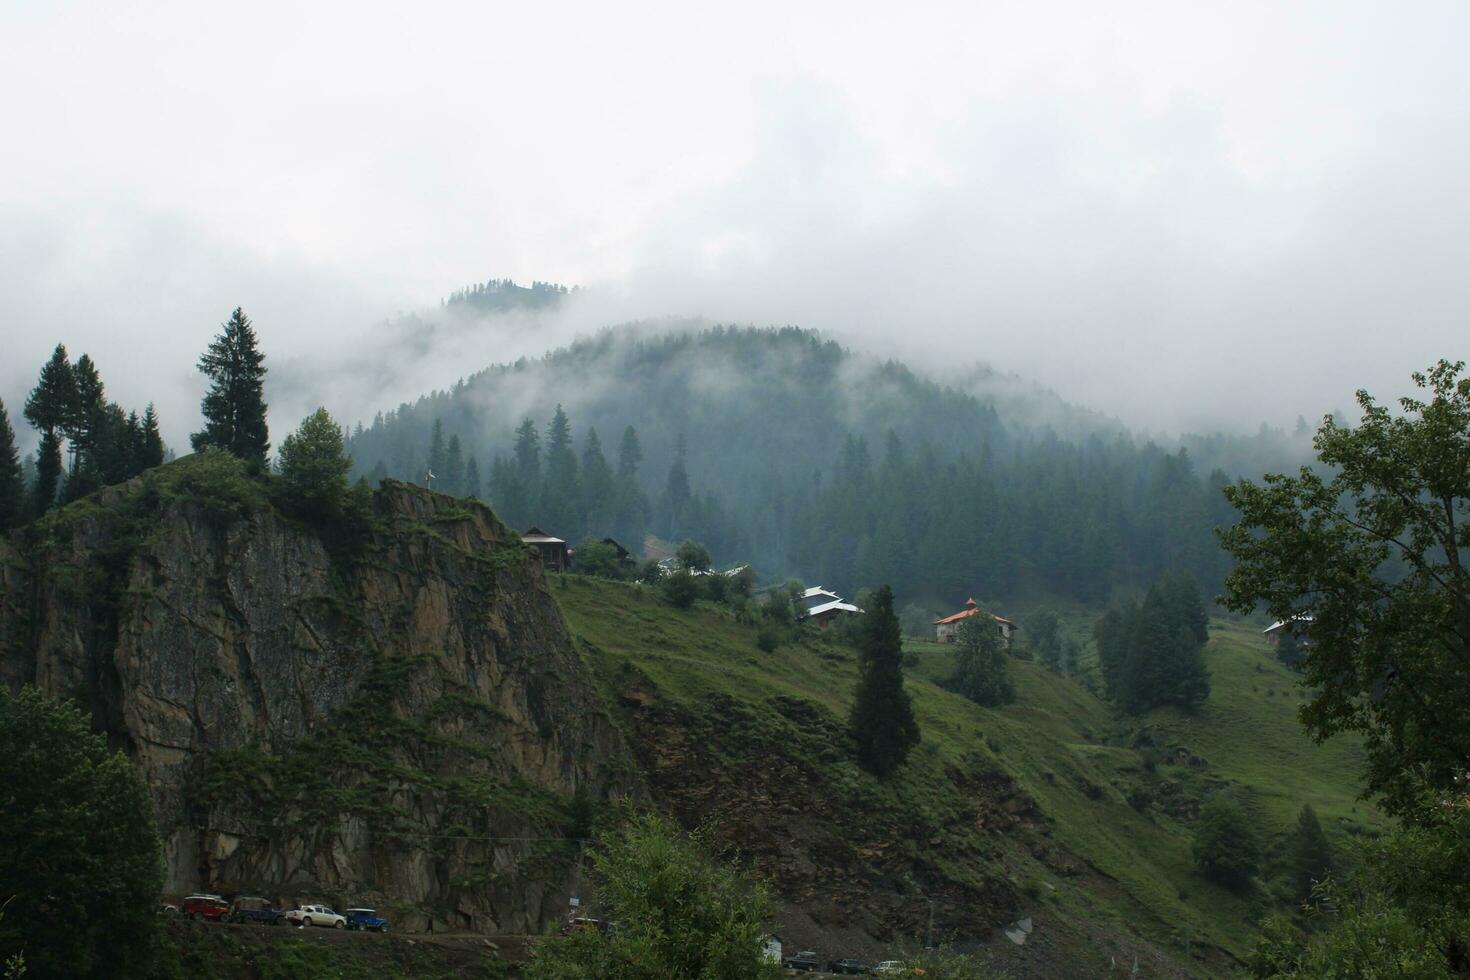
[5,3,1470,977]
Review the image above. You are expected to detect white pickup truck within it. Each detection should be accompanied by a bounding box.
[283,904,346,929]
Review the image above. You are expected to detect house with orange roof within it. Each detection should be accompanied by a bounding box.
[934,598,1018,647]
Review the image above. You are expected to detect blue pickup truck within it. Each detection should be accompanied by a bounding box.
[226,897,285,926]
[345,908,389,932]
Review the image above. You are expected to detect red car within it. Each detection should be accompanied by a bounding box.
[181,894,229,921]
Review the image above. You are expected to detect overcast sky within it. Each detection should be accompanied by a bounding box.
[3,1,1468,448]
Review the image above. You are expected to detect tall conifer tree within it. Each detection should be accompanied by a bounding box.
[581,426,614,538]
[24,344,75,511]
[541,405,579,531]
[464,455,482,498]
[427,419,446,484]
[140,404,165,469]
[0,398,23,530]
[444,434,465,496]
[191,307,269,462]
[661,433,692,536]
[850,585,920,776]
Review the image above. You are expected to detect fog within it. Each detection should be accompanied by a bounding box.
[2,1,1468,452]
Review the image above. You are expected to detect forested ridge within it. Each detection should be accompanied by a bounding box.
[345,324,1290,604]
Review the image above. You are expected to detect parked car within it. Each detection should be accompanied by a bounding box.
[828,959,871,975]
[874,963,911,976]
[158,903,179,917]
[284,904,346,929]
[227,896,284,926]
[345,908,388,932]
[181,894,229,921]
[783,949,820,971]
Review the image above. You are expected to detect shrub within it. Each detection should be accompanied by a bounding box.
[756,623,781,653]
[662,569,700,609]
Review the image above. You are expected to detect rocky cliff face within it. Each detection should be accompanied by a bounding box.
[0,457,630,932]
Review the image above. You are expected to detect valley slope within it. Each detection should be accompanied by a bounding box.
[555,576,1380,978]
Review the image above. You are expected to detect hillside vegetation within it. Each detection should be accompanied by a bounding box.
[343,325,1307,605]
[554,575,1381,978]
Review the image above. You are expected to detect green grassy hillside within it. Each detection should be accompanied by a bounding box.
[553,577,1382,978]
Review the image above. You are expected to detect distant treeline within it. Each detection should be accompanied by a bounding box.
[442,278,574,314]
[345,326,1274,604]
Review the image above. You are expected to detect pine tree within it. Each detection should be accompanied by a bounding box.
[31,432,63,515]
[464,455,482,498]
[60,354,108,501]
[444,434,464,496]
[581,427,614,538]
[191,307,270,462]
[1289,804,1333,904]
[850,585,920,776]
[512,418,541,521]
[427,419,446,485]
[614,425,650,547]
[541,405,579,531]
[139,404,165,469]
[24,344,75,512]
[0,398,23,530]
[661,433,692,535]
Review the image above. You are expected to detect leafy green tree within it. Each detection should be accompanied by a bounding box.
[1288,804,1333,905]
[574,539,630,580]
[1192,794,1260,891]
[944,616,1015,707]
[0,400,22,530]
[1219,360,1470,813]
[850,585,920,776]
[662,568,700,609]
[762,587,794,624]
[276,408,351,520]
[0,687,165,979]
[526,812,780,980]
[1247,779,1470,978]
[191,307,270,463]
[675,539,712,572]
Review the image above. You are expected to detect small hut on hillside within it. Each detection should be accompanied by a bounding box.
[522,527,569,573]
[934,598,1017,647]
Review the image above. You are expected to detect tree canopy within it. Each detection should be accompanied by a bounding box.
[944,616,1015,707]
[1192,793,1260,891]
[526,812,780,980]
[277,408,351,520]
[0,687,165,979]
[1220,359,1470,813]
